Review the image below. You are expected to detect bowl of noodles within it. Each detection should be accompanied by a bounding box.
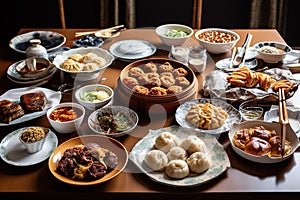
[52,47,114,81]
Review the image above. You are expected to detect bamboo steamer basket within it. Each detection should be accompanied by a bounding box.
[115,58,198,115]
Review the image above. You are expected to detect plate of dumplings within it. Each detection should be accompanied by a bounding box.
[129,125,230,187]
[175,98,242,136]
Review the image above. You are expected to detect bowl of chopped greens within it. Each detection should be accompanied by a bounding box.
[75,84,114,110]
[88,105,139,137]
[155,24,194,47]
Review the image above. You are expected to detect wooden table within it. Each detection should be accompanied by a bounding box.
[0,28,299,199]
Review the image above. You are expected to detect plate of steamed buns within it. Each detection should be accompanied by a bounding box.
[129,125,230,186]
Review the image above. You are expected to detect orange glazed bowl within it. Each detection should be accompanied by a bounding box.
[115,58,198,115]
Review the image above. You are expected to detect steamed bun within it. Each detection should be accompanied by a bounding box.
[144,149,168,171]
[180,135,207,155]
[186,152,211,173]
[165,159,189,179]
[167,146,188,161]
[154,131,181,153]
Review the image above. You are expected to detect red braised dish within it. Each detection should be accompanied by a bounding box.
[49,107,80,122]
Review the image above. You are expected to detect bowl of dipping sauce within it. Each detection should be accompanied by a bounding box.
[47,102,85,134]
[239,100,264,121]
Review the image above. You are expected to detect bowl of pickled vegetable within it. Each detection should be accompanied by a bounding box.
[88,105,139,137]
[75,84,114,110]
[155,24,194,47]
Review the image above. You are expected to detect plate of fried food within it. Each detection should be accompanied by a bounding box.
[229,120,300,163]
[203,66,300,103]
[48,135,128,185]
[175,98,242,136]
[0,87,61,126]
[129,125,230,187]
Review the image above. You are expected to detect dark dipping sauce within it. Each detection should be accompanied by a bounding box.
[49,107,82,122]
[19,63,48,73]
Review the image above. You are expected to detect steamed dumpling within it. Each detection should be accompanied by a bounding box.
[144,149,168,171]
[165,159,189,179]
[186,152,211,173]
[167,146,188,161]
[154,131,181,153]
[180,135,207,155]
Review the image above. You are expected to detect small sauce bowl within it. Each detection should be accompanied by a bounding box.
[239,100,264,121]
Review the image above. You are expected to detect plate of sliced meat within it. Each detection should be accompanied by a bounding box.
[0,87,61,126]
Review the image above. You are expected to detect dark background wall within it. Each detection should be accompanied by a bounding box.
[0,0,299,47]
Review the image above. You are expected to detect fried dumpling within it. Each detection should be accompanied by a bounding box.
[154,131,181,153]
[167,146,188,161]
[186,152,211,173]
[165,159,189,179]
[180,135,207,155]
[144,149,168,171]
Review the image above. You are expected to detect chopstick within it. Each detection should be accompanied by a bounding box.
[75,25,124,37]
[229,47,237,69]
[278,87,289,157]
[241,33,252,66]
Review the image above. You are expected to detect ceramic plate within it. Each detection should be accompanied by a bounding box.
[0,127,58,166]
[175,98,242,135]
[109,40,156,60]
[129,125,230,187]
[48,135,128,185]
[7,60,57,84]
[215,57,258,72]
[9,31,66,53]
[0,87,62,126]
[264,107,300,137]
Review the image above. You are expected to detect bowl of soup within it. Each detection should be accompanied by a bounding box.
[253,41,292,63]
[46,102,85,134]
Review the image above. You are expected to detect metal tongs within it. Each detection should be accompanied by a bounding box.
[232,33,253,68]
[278,88,289,157]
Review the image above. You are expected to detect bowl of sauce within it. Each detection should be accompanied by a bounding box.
[15,57,55,78]
[47,102,85,134]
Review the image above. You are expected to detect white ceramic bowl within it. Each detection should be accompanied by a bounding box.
[195,28,240,54]
[19,126,50,153]
[253,41,292,63]
[88,105,138,137]
[264,108,300,136]
[47,102,85,134]
[52,47,114,81]
[75,84,113,110]
[228,120,299,163]
[155,24,194,47]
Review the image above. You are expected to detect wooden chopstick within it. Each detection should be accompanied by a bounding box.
[278,88,289,157]
[75,25,124,37]
[229,47,237,69]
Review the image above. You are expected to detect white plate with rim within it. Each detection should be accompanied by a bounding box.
[0,127,58,166]
[215,57,258,72]
[9,31,66,54]
[129,125,230,187]
[0,87,62,126]
[175,98,242,136]
[109,40,156,60]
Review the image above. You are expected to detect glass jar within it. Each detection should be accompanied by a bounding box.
[188,46,207,73]
[25,39,48,59]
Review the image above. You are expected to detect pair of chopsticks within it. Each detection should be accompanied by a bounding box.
[278,87,289,157]
[75,25,124,37]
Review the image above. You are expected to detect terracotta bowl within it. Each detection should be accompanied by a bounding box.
[115,58,198,115]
